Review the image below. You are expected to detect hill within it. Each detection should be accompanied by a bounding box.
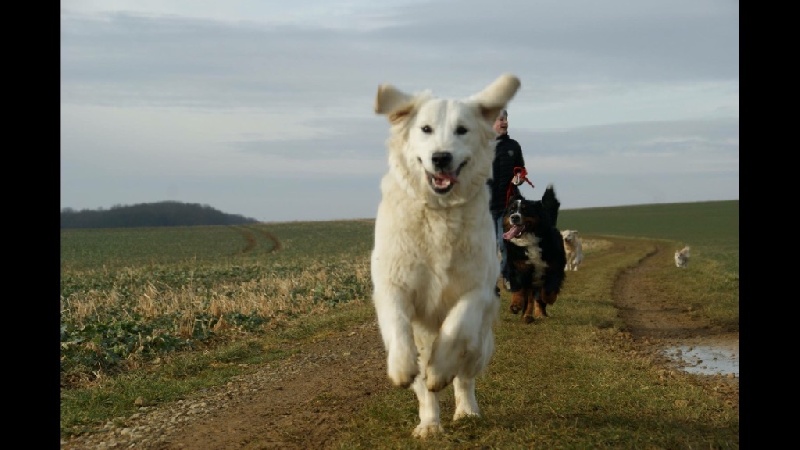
[60,201,259,229]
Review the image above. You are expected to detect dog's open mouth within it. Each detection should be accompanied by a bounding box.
[426,161,467,194]
[503,224,525,240]
[429,172,457,194]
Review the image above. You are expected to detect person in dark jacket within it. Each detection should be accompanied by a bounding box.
[488,109,526,292]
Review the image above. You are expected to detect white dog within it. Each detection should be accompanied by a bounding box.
[674,246,691,268]
[370,74,520,438]
[561,229,583,271]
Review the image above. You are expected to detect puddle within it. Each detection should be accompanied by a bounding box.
[662,338,739,378]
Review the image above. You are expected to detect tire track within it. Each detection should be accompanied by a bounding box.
[230,225,283,255]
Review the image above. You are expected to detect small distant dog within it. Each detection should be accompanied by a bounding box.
[371,74,521,437]
[674,246,691,268]
[561,229,583,271]
[502,185,567,323]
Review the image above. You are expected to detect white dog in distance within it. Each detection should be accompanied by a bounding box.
[561,229,583,271]
[370,74,521,438]
[675,246,691,268]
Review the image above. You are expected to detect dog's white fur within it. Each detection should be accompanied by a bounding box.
[561,229,583,271]
[371,74,520,438]
[675,246,690,268]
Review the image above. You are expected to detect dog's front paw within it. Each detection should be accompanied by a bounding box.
[387,346,419,388]
[523,314,535,324]
[453,402,480,421]
[412,422,444,439]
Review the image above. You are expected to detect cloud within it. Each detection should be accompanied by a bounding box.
[60,1,738,221]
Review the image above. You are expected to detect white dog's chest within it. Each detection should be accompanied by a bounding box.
[397,220,479,277]
[372,203,495,295]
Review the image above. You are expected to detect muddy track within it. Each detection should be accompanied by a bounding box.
[612,242,739,402]
[613,241,738,344]
[61,321,390,450]
[231,225,283,255]
[614,243,713,340]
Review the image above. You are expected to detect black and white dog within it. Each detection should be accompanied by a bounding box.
[501,185,567,323]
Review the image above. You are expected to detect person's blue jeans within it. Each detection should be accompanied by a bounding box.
[492,211,509,283]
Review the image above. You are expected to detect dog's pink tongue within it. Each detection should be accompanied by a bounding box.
[432,173,457,188]
[503,225,522,240]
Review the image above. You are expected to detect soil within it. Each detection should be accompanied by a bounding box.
[60,242,739,450]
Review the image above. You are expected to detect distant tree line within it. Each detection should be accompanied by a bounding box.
[60,201,259,229]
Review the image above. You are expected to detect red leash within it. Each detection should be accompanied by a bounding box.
[504,166,535,207]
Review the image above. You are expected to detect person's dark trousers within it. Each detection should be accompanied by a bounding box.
[491,210,519,291]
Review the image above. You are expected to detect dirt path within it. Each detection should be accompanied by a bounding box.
[233,225,282,255]
[615,244,715,340]
[613,242,740,377]
[150,322,389,450]
[61,321,390,450]
[60,241,738,450]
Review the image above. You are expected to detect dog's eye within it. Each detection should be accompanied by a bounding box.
[421,125,433,134]
[455,125,468,135]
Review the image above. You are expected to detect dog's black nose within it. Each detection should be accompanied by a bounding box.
[431,152,452,170]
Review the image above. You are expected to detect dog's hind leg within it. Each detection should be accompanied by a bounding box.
[510,290,525,314]
[532,289,553,319]
[453,376,480,420]
[522,289,536,323]
[410,375,443,438]
[453,321,496,420]
[533,299,547,318]
[541,288,558,306]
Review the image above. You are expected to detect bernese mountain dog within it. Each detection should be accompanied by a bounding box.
[501,184,567,323]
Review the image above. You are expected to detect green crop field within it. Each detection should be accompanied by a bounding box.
[61,220,375,383]
[559,200,739,275]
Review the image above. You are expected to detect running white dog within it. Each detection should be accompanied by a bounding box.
[371,74,520,438]
[674,246,691,268]
[561,229,583,271]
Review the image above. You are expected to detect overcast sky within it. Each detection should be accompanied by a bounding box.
[60,0,739,222]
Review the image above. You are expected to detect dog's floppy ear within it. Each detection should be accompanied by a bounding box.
[469,73,521,122]
[375,84,415,124]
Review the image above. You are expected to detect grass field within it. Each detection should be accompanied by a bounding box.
[559,200,739,275]
[60,200,739,447]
